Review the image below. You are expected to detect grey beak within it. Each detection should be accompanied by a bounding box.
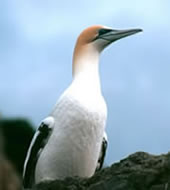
[99,28,143,42]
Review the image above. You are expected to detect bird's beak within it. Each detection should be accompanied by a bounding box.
[98,28,143,42]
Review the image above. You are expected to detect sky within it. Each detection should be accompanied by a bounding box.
[0,0,170,165]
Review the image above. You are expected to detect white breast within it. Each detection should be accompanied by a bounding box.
[35,79,107,183]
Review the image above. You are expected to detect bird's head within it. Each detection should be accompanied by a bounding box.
[73,25,142,56]
[72,25,142,76]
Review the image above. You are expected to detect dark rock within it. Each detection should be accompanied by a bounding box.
[0,156,21,190]
[0,127,22,190]
[0,118,35,175]
[28,151,170,190]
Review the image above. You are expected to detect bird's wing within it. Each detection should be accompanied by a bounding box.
[95,132,108,171]
[23,116,54,188]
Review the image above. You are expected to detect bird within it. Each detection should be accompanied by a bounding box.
[23,25,142,188]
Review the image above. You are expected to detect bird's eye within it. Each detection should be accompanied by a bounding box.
[98,29,113,36]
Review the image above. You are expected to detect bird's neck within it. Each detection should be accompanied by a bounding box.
[72,46,101,93]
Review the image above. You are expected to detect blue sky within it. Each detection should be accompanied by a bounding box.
[0,0,170,165]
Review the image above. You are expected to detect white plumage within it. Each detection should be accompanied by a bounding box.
[36,85,107,182]
[23,25,142,188]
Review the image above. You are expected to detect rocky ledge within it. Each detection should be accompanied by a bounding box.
[30,152,170,190]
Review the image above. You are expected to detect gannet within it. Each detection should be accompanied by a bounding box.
[23,25,142,188]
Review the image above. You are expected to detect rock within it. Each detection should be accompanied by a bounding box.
[0,118,35,175]
[0,156,21,190]
[0,127,22,190]
[28,151,170,190]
